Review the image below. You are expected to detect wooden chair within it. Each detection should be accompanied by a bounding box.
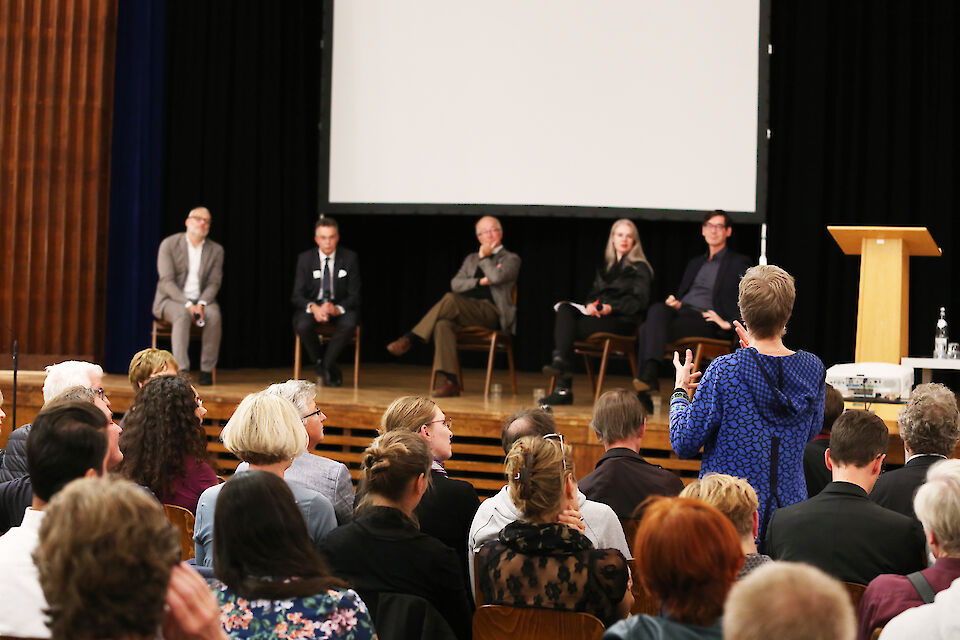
[842,581,868,611]
[549,332,638,404]
[151,319,217,383]
[628,559,659,616]
[870,628,883,640]
[664,336,733,373]
[292,324,361,388]
[163,503,196,561]
[472,605,605,640]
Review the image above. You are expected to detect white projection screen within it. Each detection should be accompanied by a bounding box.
[322,0,769,221]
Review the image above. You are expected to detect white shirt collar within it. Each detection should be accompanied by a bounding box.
[318,249,336,263]
[906,452,948,464]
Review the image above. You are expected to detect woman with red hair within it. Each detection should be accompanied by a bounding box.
[604,497,743,639]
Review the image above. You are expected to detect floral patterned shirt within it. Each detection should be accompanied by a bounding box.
[214,582,377,640]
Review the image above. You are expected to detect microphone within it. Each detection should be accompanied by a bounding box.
[193,313,206,328]
[0,321,18,432]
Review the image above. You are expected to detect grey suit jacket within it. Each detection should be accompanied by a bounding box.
[450,247,520,334]
[152,232,225,316]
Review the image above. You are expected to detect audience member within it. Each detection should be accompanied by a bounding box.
[127,347,179,390]
[859,459,960,639]
[671,264,825,538]
[0,360,109,482]
[477,435,632,625]
[195,392,337,566]
[579,389,683,519]
[116,375,217,512]
[766,409,927,584]
[872,383,960,519]
[0,402,108,638]
[235,380,354,524]
[680,473,772,578]
[879,579,960,639]
[211,470,375,640]
[804,383,845,497]
[386,216,520,398]
[539,219,653,405]
[723,562,856,640]
[320,431,472,640]
[603,497,743,639]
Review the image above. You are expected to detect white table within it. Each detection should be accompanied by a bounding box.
[901,357,960,384]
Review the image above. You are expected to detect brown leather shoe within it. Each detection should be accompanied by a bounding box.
[432,379,461,398]
[387,335,412,356]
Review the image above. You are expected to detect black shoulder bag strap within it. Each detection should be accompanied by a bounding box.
[906,571,936,604]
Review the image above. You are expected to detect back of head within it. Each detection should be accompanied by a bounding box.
[898,383,960,456]
[501,408,556,454]
[379,395,437,435]
[360,430,432,505]
[42,360,103,404]
[723,562,855,640]
[127,348,177,390]
[634,496,742,626]
[914,459,960,557]
[221,391,308,464]
[34,476,180,640]
[27,402,107,502]
[505,435,574,521]
[265,379,318,414]
[828,409,888,467]
[737,265,796,339]
[214,470,341,599]
[822,384,844,434]
[679,473,757,539]
[590,389,645,446]
[48,385,98,406]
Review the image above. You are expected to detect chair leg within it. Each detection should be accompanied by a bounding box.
[293,335,302,380]
[548,376,557,394]
[629,350,639,379]
[353,327,360,389]
[583,354,596,394]
[212,368,217,385]
[429,358,439,393]
[484,335,496,398]
[151,323,158,349]
[595,339,612,404]
[458,361,465,393]
[693,344,705,373]
[507,344,518,394]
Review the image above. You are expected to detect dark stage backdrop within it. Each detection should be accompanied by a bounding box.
[151,1,958,377]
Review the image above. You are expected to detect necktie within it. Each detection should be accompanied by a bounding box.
[321,258,333,301]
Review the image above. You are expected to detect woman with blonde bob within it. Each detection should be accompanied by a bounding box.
[477,435,632,626]
[670,265,825,539]
[540,218,654,405]
[193,391,337,566]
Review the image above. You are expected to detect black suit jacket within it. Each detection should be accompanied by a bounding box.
[803,437,831,498]
[291,247,361,312]
[579,448,684,520]
[765,481,927,585]
[675,248,752,323]
[415,474,481,599]
[871,455,944,520]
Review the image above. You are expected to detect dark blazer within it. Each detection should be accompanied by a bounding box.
[415,474,480,598]
[803,436,831,498]
[871,455,945,520]
[675,248,752,323]
[765,481,927,585]
[579,448,684,520]
[0,424,30,483]
[586,260,653,319]
[291,246,361,313]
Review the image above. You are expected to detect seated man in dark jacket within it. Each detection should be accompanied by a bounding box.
[803,384,845,498]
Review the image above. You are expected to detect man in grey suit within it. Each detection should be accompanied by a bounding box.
[152,207,223,385]
[387,216,520,397]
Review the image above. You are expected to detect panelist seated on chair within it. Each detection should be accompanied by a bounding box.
[539,218,653,406]
[387,216,520,398]
[152,206,223,386]
[292,216,361,388]
[632,210,751,400]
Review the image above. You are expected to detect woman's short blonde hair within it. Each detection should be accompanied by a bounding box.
[221,391,308,465]
[505,435,575,521]
[127,348,177,390]
[738,265,796,339]
[379,395,437,435]
[680,473,758,538]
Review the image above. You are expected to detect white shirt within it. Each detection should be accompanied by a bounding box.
[880,576,960,639]
[306,250,345,314]
[182,237,205,302]
[0,508,50,638]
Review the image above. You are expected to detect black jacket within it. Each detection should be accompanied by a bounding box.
[578,448,684,520]
[871,455,945,520]
[803,437,831,498]
[415,474,480,599]
[291,246,361,313]
[586,260,653,319]
[675,248,752,323]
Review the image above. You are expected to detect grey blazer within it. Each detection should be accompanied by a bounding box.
[152,232,225,316]
[450,247,520,334]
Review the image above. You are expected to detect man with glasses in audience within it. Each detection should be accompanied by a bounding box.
[152,206,223,386]
[386,216,520,398]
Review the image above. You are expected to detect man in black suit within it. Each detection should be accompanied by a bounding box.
[765,409,927,585]
[872,382,960,520]
[633,210,753,397]
[291,217,361,387]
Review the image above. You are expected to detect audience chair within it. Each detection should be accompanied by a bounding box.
[549,332,638,404]
[162,503,196,562]
[870,629,883,640]
[365,591,458,640]
[664,336,733,374]
[842,581,868,611]
[472,605,605,640]
[292,324,361,388]
[151,319,217,383]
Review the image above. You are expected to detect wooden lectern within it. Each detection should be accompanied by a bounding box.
[828,226,941,363]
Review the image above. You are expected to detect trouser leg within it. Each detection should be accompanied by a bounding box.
[159,301,193,371]
[637,302,676,364]
[553,304,580,363]
[434,319,459,374]
[293,313,323,364]
[323,310,359,369]
[199,302,221,372]
[411,292,461,341]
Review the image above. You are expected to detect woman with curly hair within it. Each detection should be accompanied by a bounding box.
[116,374,217,513]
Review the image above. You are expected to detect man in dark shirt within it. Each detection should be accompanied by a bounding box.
[579,389,683,520]
[803,384,845,498]
[633,210,752,397]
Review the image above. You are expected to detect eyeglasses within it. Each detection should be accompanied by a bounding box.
[302,407,324,421]
[426,417,453,429]
[543,433,569,472]
[702,222,727,231]
[195,397,203,408]
[92,388,106,400]
[476,228,501,237]
[188,215,211,225]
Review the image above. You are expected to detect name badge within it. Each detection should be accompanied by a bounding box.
[312,269,321,279]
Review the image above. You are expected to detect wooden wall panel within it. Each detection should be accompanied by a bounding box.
[0,0,117,368]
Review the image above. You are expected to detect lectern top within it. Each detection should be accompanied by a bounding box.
[828,226,941,257]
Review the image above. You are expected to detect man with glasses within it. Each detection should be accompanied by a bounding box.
[387,216,520,398]
[633,210,752,406]
[152,206,224,386]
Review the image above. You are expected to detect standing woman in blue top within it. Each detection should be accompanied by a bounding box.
[670,265,825,538]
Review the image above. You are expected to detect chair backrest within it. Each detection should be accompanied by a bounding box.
[870,628,883,640]
[163,503,196,561]
[365,591,458,640]
[472,605,604,640]
[842,581,868,611]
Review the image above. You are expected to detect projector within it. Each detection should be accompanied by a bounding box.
[825,362,914,402]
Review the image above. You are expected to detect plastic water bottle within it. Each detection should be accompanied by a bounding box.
[935,307,948,358]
